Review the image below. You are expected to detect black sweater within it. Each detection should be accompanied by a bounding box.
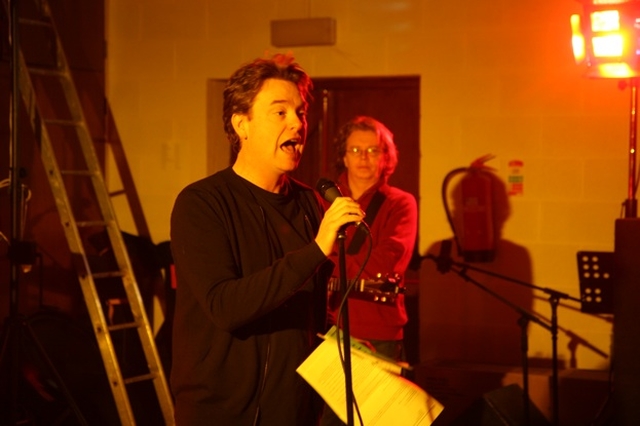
[170,167,332,425]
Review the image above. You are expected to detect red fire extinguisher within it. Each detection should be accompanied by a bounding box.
[442,155,496,262]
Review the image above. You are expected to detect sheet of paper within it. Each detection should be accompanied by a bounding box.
[297,329,444,425]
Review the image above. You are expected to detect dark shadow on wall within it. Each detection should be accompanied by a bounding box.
[422,168,533,367]
[418,169,538,424]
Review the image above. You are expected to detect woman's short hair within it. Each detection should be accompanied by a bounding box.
[333,116,398,179]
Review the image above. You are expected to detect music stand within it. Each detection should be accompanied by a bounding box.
[576,251,614,314]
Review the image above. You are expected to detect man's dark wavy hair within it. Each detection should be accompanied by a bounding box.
[222,53,313,153]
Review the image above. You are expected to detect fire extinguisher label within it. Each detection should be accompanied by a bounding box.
[508,160,524,196]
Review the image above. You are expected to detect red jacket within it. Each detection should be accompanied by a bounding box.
[327,174,418,341]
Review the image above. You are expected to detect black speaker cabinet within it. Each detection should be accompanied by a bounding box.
[447,384,551,426]
[614,218,640,425]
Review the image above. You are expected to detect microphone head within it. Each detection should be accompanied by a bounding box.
[316,178,343,203]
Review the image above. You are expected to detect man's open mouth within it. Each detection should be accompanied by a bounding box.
[281,139,301,153]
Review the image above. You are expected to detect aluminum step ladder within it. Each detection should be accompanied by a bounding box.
[15,0,174,424]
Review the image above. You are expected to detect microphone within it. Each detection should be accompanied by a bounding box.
[315,178,369,234]
[316,178,343,203]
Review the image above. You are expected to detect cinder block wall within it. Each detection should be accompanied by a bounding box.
[107,0,622,374]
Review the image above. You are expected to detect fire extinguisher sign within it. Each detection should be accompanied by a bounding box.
[507,160,524,196]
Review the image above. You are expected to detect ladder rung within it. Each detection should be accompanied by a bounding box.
[109,189,126,197]
[123,372,158,385]
[44,118,81,127]
[92,271,125,279]
[19,17,53,28]
[108,321,141,332]
[76,220,108,227]
[60,169,96,176]
[27,66,64,77]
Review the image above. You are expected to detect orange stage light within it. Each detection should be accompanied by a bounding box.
[571,0,640,78]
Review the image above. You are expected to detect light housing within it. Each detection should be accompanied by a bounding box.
[571,0,640,78]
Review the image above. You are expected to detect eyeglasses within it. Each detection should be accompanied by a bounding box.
[346,146,382,157]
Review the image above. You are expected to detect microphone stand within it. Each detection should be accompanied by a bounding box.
[424,253,579,426]
[337,228,355,426]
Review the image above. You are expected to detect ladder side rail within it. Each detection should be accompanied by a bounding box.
[39,2,175,423]
[17,51,138,426]
[42,12,175,424]
[105,106,151,239]
[36,3,140,288]
[43,1,148,322]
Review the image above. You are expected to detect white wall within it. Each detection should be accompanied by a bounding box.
[106,0,627,370]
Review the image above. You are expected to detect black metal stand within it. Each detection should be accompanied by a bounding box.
[336,229,355,426]
[611,74,640,426]
[623,77,638,219]
[423,252,580,426]
[603,77,640,426]
[5,0,23,422]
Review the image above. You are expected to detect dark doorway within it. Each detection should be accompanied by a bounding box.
[293,76,421,365]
